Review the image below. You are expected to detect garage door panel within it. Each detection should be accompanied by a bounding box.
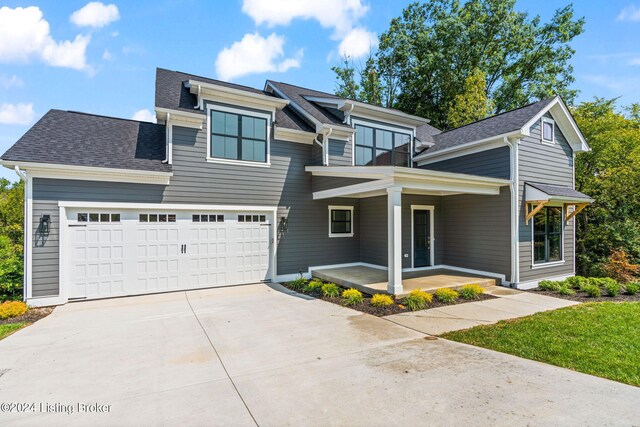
[66,208,272,300]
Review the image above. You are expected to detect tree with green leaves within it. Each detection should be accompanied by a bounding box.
[0,178,24,301]
[333,0,584,129]
[446,68,494,128]
[573,98,640,276]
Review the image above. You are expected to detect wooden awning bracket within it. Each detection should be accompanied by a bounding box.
[525,200,549,225]
[564,202,589,222]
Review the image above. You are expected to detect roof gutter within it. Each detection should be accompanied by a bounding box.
[414,130,523,163]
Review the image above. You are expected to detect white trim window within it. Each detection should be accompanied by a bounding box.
[353,122,412,167]
[532,206,563,265]
[541,117,555,144]
[328,205,354,238]
[207,104,271,166]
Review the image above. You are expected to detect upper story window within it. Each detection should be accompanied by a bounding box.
[541,118,555,143]
[354,124,411,167]
[210,108,269,164]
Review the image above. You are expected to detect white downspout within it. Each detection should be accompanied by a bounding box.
[193,85,203,110]
[505,137,520,287]
[342,103,355,124]
[323,127,333,166]
[14,166,29,301]
[163,113,172,164]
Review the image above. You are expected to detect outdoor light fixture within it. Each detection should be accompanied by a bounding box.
[40,214,50,234]
[279,217,288,233]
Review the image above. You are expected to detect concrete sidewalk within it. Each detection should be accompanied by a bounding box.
[384,287,578,335]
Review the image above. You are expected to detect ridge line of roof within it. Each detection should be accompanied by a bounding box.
[64,109,165,125]
[158,67,264,94]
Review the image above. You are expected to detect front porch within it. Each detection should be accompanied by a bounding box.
[311,265,498,297]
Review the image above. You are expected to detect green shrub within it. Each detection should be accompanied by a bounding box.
[625,282,639,296]
[304,279,323,293]
[539,280,563,291]
[458,284,485,300]
[0,235,23,302]
[341,288,364,305]
[588,277,618,288]
[403,289,432,311]
[0,300,27,319]
[434,288,459,304]
[321,283,340,298]
[557,285,576,296]
[604,281,621,297]
[370,294,394,307]
[582,284,601,298]
[288,277,307,291]
[564,276,589,290]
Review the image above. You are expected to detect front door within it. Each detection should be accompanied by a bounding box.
[413,210,431,267]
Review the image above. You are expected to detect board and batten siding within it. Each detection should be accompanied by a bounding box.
[518,113,575,283]
[420,146,511,179]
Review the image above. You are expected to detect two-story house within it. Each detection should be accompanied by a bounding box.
[0,68,593,306]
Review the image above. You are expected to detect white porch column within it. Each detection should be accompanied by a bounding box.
[387,186,403,294]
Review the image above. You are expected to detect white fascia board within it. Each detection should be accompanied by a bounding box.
[413,132,520,163]
[155,108,205,129]
[59,201,278,211]
[313,178,393,200]
[321,125,355,140]
[265,82,323,133]
[415,139,506,165]
[189,79,289,110]
[273,126,316,144]
[521,97,590,153]
[1,161,172,185]
[344,101,431,126]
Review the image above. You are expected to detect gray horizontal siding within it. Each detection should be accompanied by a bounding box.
[328,138,352,166]
[420,146,511,179]
[311,176,372,193]
[518,113,575,282]
[442,187,511,281]
[359,196,387,266]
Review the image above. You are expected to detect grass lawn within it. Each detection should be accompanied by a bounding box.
[442,302,640,387]
[0,322,27,340]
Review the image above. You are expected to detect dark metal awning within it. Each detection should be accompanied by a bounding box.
[525,182,594,224]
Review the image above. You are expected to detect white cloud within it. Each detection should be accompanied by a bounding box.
[0,103,34,125]
[0,74,24,89]
[102,49,113,60]
[70,2,120,28]
[131,109,156,123]
[215,33,302,81]
[242,0,368,38]
[617,5,640,21]
[338,27,378,59]
[0,6,90,70]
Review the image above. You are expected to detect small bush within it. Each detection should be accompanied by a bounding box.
[321,283,340,298]
[557,285,576,296]
[564,276,589,290]
[458,284,485,300]
[304,279,323,293]
[0,301,27,320]
[370,294,394,307]
[288,277,307,291]
[604,281,621,297]
[539,280,563,291]
[588,277,618,288]
[341,288,364,305]
[582,284,601,298]
[434,288,459,304]
[603,249,640,283]
[625,282,640,296]
[403,289,432,311]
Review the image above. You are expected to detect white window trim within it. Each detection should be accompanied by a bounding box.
[530,204,565,268]
[350,118,414,167]
[410,205,435,268]
[541,117,555,145]
[206,104,272,167]
[328,205,354,238]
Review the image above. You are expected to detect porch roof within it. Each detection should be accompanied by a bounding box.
[525,182,594,204]
[306,166,511,199]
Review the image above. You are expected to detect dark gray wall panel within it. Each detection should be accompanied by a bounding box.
[359,196,387,266]
[420,146,511,179]
[441,187,512,281]
[518,113,575,282]
[328,138,352,166]
[311,176,371,193]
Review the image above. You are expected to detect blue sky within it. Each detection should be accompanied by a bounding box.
[1,0,639,181]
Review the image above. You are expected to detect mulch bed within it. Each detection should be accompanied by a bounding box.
[527,289,640,303]
[281,282,497,317]
[0,306,54,325]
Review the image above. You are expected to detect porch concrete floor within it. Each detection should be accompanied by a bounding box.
[311,265,497,296]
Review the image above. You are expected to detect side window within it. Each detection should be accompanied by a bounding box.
[210,109,268,163]
[328,206,354,238]
[541,118,555,143]
[533,206,563,264]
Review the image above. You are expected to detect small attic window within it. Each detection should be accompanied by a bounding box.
[541,118,554,143]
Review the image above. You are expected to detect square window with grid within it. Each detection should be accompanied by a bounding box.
[77,213,121,223]
[192,214,225,223]
[139,214,177,223]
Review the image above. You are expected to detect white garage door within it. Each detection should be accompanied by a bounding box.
[65,209,272,300]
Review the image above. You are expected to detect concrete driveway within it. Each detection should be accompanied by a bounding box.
[0,284,638,426]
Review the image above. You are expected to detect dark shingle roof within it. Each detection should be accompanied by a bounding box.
[423,98,555,154]
[416,123,442,143]
[155,68,268,115]
[275,105,315,133]
[267,81,345,126]
[1,110,170,173]
[526,182,592,200]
